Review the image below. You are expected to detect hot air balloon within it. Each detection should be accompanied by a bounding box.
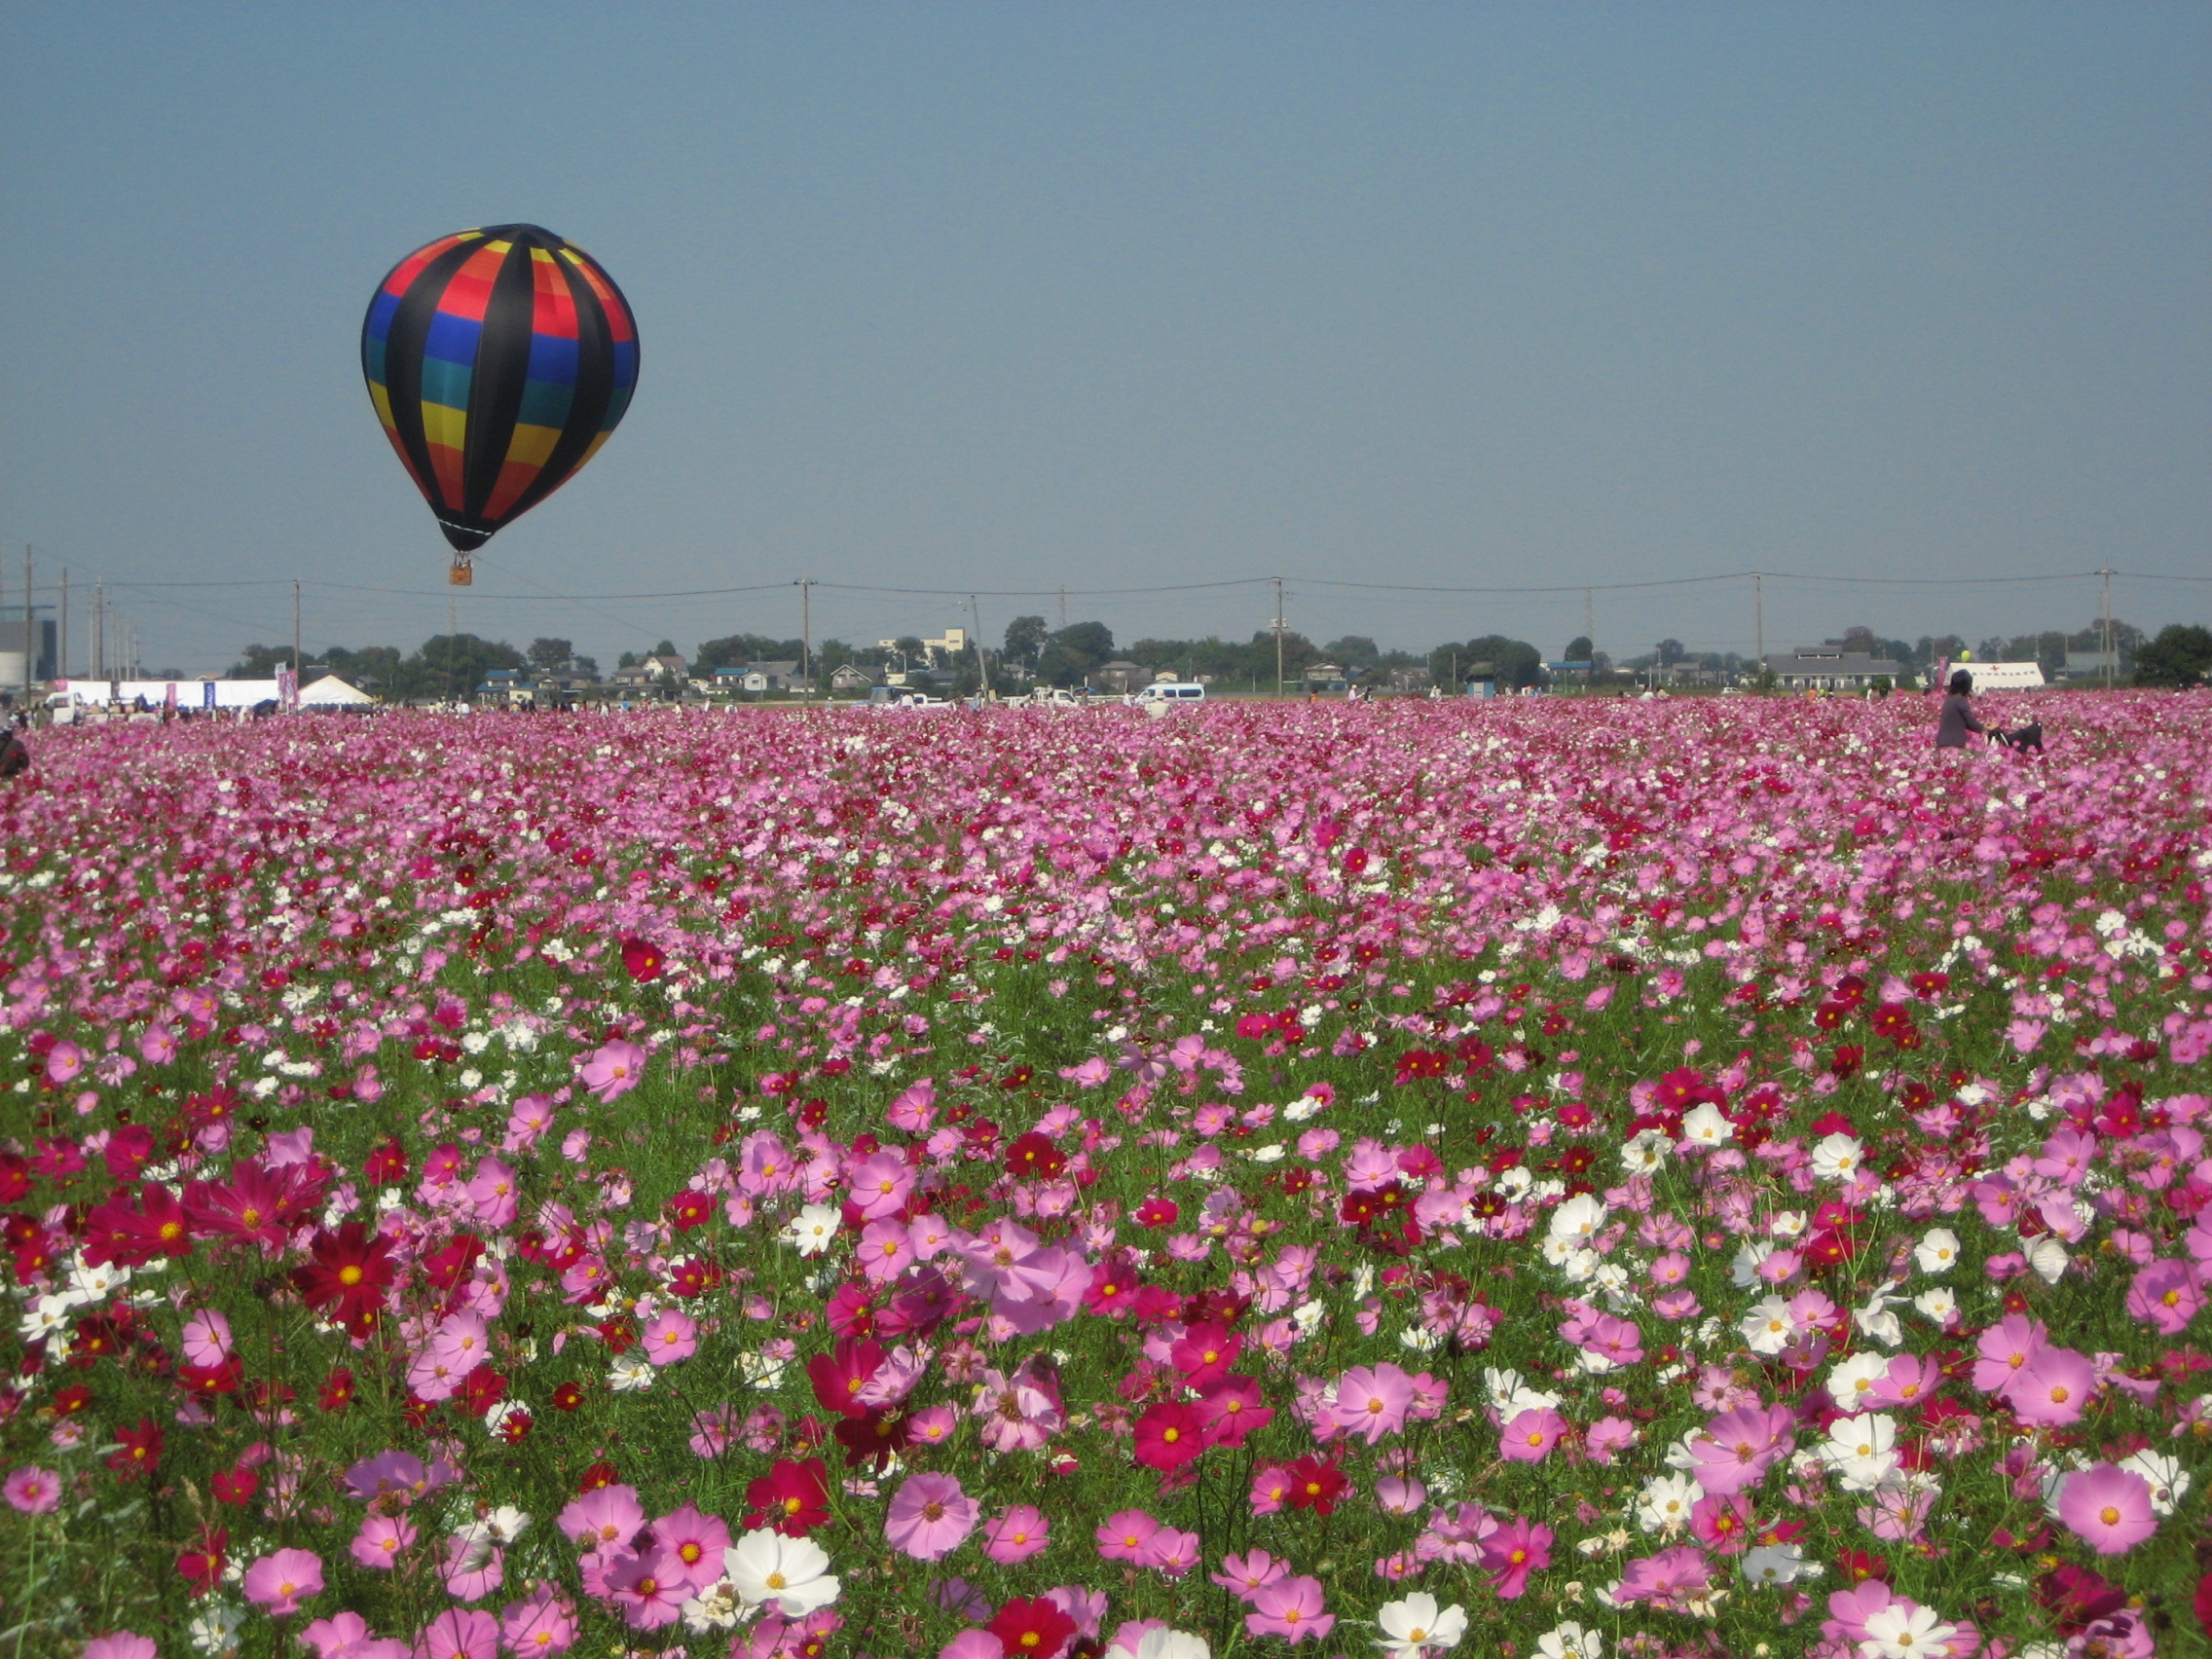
[361,225,639,584]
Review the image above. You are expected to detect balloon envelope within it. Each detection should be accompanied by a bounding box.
[361,225,639,556]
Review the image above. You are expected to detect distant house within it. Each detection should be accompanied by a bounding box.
[1087,660,1149,696]
[739,660,803,693]
[830,664,884,694]
[1763,647,1905,691]
[479,668,532,705]
[1303,662,1350,693]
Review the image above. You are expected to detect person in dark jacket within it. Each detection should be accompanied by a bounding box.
[1935,669,1984,750]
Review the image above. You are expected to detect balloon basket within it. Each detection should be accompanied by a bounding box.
[449,559,473,587]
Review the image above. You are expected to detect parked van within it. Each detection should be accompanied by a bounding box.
[1131,682,1205,709]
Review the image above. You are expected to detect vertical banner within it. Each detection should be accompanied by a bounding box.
[277,665,299,710]
[203,680,217,710]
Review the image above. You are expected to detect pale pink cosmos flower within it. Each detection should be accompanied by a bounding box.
[1140,1526,1200,1577]
[1334,1363,1415,1445]
[982,1503,1051,1564]
[442,1535,505,1603]
[641,1309,699,1367]
[80,1639,156,1659]
[180,1309,233,1369]
[1214,1549,1290,1603]
[1686,1403,1795,1494]
[498,1585,578,1658]
[884,1471,977,1562]
[467,1158,520,1227]
[650,1502,731,1591]
[1096,1508,1161,1563]
[580,1040,647,1103]
[411,1608,498,1659]
[2057,1464,2157,1556]
[2125,1259,2204,1335]
[605,1547,686,1631]
[3,1466,60,1514]
[1498,1407,1567,1464]
[44,1041,85,1086]
[350,1513,418,1569]
[555,1483,645,1550]
[1971,1313,2047,1398]
[242,1546,324,1614]
[1245,1576,1333,1643]
[300,1612,389,1659]
[2009,1347,2096,1427]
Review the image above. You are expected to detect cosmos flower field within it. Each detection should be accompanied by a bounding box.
[3,694,2208,1659]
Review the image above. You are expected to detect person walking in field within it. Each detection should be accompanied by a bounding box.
[1935,669,1985,750]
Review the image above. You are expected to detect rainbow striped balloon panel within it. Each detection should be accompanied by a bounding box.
[361,225,639,555]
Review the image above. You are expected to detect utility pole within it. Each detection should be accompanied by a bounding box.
[23,545,34,697]
[93,580,104,681]
[1753,571,1764,669]
[58,568,68,682]
[968,594,992,696]
[1056,584,1067,632]
[293,578,304,684]
[799,577,813,694]
[1272,575,1286,697]
[2097,566,2114,689]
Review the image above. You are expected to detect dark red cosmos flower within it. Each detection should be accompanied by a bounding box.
[833,1409,909,1470]
[1169,1322,1241,1387]
[667,1190,713,1232]
[1133,1197,1179,1229]
[1394,1049,1448,1084]
[460,1363,508,1418]
[1283,1455,1347,1515]
[184,1161,318,1253]
[101,1124,156,1182]
[807,1337,885,1419]
[578,1460,620,1493]
[291,1221,398,1337]
[496,1408,534,1444]
[363,1138,409,1185]
[1083,1254,1140,1317]
[83,1183,194,1269]
[317,1367,355,1413]
[988,1597,1078,1659]
[1654,1067,1712,1112]
[177,1526,228,1597]
[1132,1401,1206,1471]
[551,1382,585,1413]
[106,1417,164,1480]
[52,1383,92,1417]
[745,1456,830,1536]
[211,1464,259,1506]
[178,1357,244,1398]
[1198,1375,1275,1447]
[1004,1131,1065,1180]
[620,937,665,982]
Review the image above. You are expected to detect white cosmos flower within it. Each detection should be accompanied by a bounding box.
[1635,1472,1699,1534]
[2117,1450,2190,1516]
[1739,1295,1798,1356]
[1375,1593,1467,1656]
[1860,1602,1958,1659]
[608,1353,656,1392]
[1912,1286,1960,1327]
[682,1580,743,1633]
[1810,1132,1864,1182]
[1828,1352,1891,1412]
[1106,1631,1211,1659]
[1820,1414,1900,1492]
[782,1203,841,1257]
[1546,1194,1608,1247]
[1740,1542,1814,1586]
[1533,1621,1603,1659]
[1677,1103,1733,1150]
[1620,1129,1671,1174]
[724,1530,840,1616]
[1912,1229,1961,1275]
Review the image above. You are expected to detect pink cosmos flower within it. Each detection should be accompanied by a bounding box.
[81,1640,156,1659]
[1480,1518,1552,1600]
[940,1635,1004,1659]
[1686,1403,1795,1494]
[45,1041,85,1085]
[580,1040,647,1103]
[180,1309,233,1368]
[556,1484,646,1550]
[442,1535,505,1603]
[1334,1363,1415,1444]
[1971,1313,2047,1398]
[1498,1407,1567,1463]
[605,1547,686,1630]
[1096,1509,1161,1563]
[2009,1347,2096,1427]
[1215,1549,1290,1603]
[849,1150,915,1220]
[983,1504,1051,1565]
[411,1608,498,1659]
[2057,1464,2157,1556]
[1198,1375,1274,1447]
[885,1472,978,1562]
[652,1502,732,1591]
[351,1513,418,1569]
[1245,1576,1333,1643]
[498,1585,579,1658]
[1613,1544,1714,1610]
[242,1546,324,1614]
[466,1158,520,1228]
[1139,1526,1200,1577]
[301,1613,391,1659]
[641,1309,699,1367]
[2125,1259,2204,1335]
[3,1466,60,1515]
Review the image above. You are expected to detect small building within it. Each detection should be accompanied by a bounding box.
[1946,660,2046,692]
[2062,649,2121,682]
[1303,662,1350,693]
[1087,660,1150,696]
[830,664,884,694]
[1462,660,1497,699]
[1763,648,1906,691]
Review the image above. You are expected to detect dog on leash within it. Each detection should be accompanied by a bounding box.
[1990,721,2045,755]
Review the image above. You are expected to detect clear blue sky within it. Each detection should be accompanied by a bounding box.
[3,3,2205,673]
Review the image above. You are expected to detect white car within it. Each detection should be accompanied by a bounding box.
[1130,682,1205,709]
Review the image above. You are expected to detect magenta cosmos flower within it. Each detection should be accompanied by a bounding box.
[1686,1403,1795,1494]
[1499,1407,1567,1463]
[413,1607,499,1659]
[3,1466,60,1515]
[2125,1259,2204,1336]
[1335,1363,1416,1444]
[885,1471,978,1561]
[983,1504,1051,1565]
[580,1040,647,1103]
[2057,1464,2157,1556]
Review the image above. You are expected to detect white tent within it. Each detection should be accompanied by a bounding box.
[1946,660,2046,692]
[300,675,375,707]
